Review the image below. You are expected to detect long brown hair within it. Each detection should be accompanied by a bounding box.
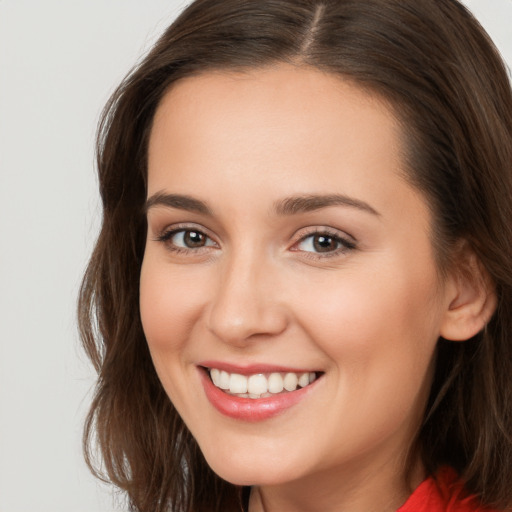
[79,1,512,510]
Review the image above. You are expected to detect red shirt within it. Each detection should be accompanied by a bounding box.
[398,468,495,512]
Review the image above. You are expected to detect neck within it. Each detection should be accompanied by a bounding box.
[248,455,425,512]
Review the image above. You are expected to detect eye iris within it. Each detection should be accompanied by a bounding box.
[313,234,337,252]
[184,231,206,248]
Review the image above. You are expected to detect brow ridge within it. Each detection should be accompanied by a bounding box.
[145,192,212,215]
[273,194,380,216]
[145,192,379,217]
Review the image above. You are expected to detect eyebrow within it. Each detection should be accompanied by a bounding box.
[145,192,213,215]
[144,192,380,217]
[273,194,380,217]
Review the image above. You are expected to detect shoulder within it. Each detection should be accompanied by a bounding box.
[397,467,498,512]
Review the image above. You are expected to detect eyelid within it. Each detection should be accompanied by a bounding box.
[290,226,356,244]
[153,222,219,251]
[153,221,214,239]
[152,222,357,259]
[289,226,357,257]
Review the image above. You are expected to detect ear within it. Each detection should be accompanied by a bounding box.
[440,244,497,342]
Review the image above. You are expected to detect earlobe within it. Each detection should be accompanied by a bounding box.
[439,247,497,342]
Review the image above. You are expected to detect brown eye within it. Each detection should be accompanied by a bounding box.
[158,228,216,251]
[183,230,207,248]
[295,231,356,256]
[312,234,338,253]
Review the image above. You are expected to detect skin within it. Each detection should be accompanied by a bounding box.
[139,64,484,512]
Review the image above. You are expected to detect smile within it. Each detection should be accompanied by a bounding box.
[199,365,323,421]
[208,368,317,398]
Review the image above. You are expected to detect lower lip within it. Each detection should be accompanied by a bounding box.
[199,369,318,422]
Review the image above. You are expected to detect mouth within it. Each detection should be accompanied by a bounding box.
[206,367,320,399]
[198,364,323,421]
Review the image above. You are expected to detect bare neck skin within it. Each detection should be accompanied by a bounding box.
[248,454,424,512]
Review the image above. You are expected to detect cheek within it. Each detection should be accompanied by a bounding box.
[295,265,441,439]
[291,258,442,375]
[139,257,204,359]
[139,258,212,417]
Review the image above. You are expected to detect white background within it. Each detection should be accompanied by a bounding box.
[0,1,510,511]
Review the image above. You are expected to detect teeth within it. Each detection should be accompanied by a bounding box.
[298,372,310,388]
[283,372,298,391]
[248,374,268,395]
[229,373,248,394]
[268,373,284,393]
[219,370,230,390]
[208,368,318,397]
[210,368,220,387]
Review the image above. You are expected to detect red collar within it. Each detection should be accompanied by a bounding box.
[398,467,492,512]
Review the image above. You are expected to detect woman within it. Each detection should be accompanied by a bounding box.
[79,0,512,511]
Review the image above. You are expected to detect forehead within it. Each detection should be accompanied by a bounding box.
[150,65,400,147]
[150,64,401,170]
[146,64,429,233]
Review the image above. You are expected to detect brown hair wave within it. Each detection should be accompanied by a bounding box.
[78,1,512,510]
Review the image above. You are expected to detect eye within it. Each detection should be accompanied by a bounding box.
[157,227,216,251]
[294,230,356,255]
[173,230,210,248]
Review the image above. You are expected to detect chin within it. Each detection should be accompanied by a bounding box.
[208,463,294,487]
[199,442,305,487]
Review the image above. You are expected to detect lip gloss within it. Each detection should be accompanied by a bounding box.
[199,367,318,422]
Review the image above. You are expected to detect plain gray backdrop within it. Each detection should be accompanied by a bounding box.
[0,1,510,511]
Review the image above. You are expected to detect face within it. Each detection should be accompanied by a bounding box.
[140,65,452,494]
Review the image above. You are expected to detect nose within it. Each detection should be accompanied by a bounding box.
[206,252,288,346]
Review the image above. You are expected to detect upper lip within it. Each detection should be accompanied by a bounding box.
[198,361,320,375]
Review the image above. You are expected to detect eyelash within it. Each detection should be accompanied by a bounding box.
[155,225,217,255]
[155,226,357,259]
[291,228,357,259]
